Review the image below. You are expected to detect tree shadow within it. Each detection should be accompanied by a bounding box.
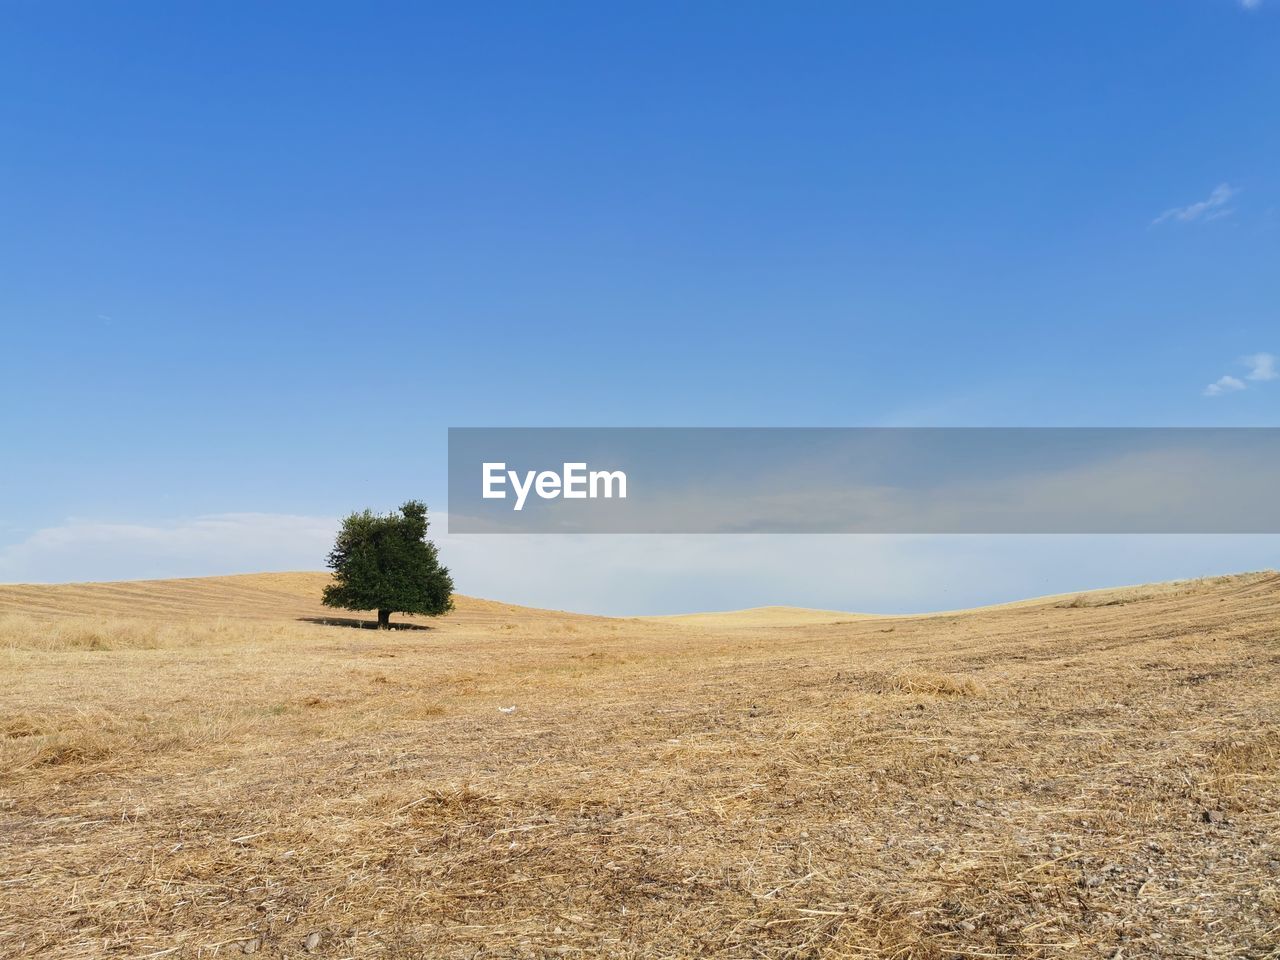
[297,617,435,632]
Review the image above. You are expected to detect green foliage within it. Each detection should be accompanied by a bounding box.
[322,501,454,627]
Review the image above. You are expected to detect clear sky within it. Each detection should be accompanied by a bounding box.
[2,2,1277,612]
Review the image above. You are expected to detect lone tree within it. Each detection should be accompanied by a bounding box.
[323,501,454,629]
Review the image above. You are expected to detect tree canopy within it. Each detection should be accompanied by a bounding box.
[322,500,453,628]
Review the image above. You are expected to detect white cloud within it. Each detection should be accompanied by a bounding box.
[1244,352,1277,381]
[1241,0,1261,10]
[1153,183,1238,225]
[3,512,1280,617]
[0,513,338,584]
[1203,375,1246,397]
[1201,352,1277,397]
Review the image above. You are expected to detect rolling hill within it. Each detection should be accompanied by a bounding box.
[2,571,1278,958]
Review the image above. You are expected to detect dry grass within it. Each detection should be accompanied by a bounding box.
[0,611,304,651]
[887,670,986,697]
[2,571,1279,958]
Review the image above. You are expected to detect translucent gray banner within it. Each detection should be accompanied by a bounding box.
[447,428,1280,533]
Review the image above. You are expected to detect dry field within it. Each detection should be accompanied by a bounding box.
[2,572,1279,959]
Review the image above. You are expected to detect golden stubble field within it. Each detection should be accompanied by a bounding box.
[1,571,1278,959]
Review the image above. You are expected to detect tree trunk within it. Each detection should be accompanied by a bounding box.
[377,609,391,629]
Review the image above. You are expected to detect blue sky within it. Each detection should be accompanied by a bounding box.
[1,2,1277,611]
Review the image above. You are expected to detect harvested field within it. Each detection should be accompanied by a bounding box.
[2,571,1278,958]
